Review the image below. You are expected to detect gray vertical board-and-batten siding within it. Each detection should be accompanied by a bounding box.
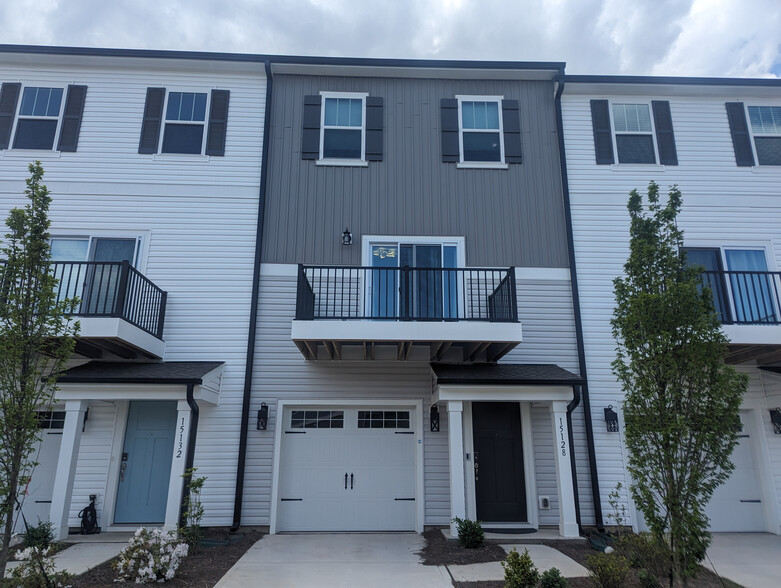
[262,74,569,268]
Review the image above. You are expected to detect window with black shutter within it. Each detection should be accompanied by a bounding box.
[725,102,755,167]
[746,105,781,166]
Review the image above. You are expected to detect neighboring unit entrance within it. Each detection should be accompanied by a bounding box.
[472,402,527,522]
[705,410,765,532]
[276,407,416,532]
[19,412,65,528]
[114,401,177,524]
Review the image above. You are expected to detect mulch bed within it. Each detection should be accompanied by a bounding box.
[69,528,264,587]
[420,528,744,588]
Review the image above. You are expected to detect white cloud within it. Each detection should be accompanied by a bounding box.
[0,0,777,77]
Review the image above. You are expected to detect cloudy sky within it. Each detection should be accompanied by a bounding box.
[2,0,779,77]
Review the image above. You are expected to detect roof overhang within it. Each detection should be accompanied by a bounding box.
[562,75,781,98]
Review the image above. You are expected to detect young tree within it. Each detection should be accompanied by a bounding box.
[0,162,79,576]
[611,181,747,586]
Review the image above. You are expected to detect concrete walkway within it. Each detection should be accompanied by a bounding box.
[706,533,781,588]
[449,544,588,582]
[5,532,129,578]
[215,533,452,588]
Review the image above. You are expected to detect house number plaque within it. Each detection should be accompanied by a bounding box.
[176,416,185,458]
[559,417,567,457]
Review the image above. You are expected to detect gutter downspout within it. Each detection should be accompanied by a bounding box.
[554,75,605,531]
[179,383,199,526]
[567,385,582,532]
[231,58,273,532]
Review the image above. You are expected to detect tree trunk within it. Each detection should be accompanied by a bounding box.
[0,469,20,578]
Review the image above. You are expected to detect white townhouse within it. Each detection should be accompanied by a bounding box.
[0,45,267,538]
[560,75,781,533]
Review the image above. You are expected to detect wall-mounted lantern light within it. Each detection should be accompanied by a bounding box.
[257,402,269,431]
[342,228,353,246]
[430,404,440,432]
[770,408,781,434]
[604,405,619,432]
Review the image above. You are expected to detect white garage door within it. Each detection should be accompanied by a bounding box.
[277,407,417,532]
[706,411,765,532]
[17,412,64,530]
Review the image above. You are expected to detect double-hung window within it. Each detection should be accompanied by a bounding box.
[611,103,655,164]
[459,97,504,163]
[320,92,366,161]
[14,87,64,149]
[747,105,781,166]
[162,91,208,154]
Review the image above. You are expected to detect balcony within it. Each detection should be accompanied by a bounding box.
[699,270,781,363]
[291,265,522,361]
[51,260,167,359]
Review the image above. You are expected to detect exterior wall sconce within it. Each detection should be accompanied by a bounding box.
[770,408,781,434]
[257,402,269,430]
[342,228,352,246]
[604,405,619,432]
[430,404,440,432]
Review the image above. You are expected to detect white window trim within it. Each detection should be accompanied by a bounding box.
[609,100,660,166]
[455,94,505,166]
[9,84,66,152]
[157,88,211,156]
[318,91,368,164]
[50,232,149,273]
[744,103,781,167]
[361,235,467,267]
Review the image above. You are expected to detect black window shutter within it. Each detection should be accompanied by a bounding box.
[0,82,21,150]
[138,87,165,154]
[301,95,321,160]
[651,100,678,166]
[502,99,522,164]
[205,89,230,156]
[590,100,614,164]
[365,96,383,162]
[725,102,755,167]
[441,99,459,162]
[57,85,87,152]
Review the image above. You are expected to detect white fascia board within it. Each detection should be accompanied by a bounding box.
[76,317,166,358]
[723,325,781,346]
[291,320,522,344]
[56,382,220,405]
[434,384,573,403]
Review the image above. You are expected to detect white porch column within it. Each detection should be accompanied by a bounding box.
[164,400,193,531]
[551,401,579,538]
[50,400,87,540]
[448,400,467,536]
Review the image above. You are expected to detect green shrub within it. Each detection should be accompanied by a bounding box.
[540,566,568,588]
[22,520,54,550]
[452,517,484,548]
[616,532,670,584]
[9,546,71,587]
[585,551,629,588]
[502,548,540,588]
[638,568,661,588]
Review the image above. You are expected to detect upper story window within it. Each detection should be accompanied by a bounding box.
[748,106,781,166]
[162,91,208,154]
[0,83,87,152]
[590,99,678,166]
[301,91,383,165]
[459,98,503,163]
[440,96,522,167]
[321,94,364,160]
[138,87,230,156]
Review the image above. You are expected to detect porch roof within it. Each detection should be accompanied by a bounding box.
[431,363,582,386]
[55,361,224,385]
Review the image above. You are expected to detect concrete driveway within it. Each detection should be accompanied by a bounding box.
[215,533,452,588]
[706,533,781,588]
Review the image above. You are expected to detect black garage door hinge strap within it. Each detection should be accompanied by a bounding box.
[281,498,303,501]
[394,498,415,501]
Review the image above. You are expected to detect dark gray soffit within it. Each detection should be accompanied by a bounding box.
[56,361,224,384]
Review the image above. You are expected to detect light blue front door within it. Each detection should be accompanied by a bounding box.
[114,401,177,524]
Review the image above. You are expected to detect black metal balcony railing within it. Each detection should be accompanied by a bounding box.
[49,261,167,338]
[296,264,518,322]
[700,270,781,325]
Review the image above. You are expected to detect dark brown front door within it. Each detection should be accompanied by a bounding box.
[472,402,527,522]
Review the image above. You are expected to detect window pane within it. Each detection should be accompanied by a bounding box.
[51,239,89,261]
[474,103,487,129]
[19,87,36,116]
[485,102,499,128]
[180,93,195,121]
[324,98,338,126]
[20,87,63,118]
[32,88,50,116]
[725,250,775,323]
[616,134,655,163]
[13,119,58,149]
[463,131,501,162]
[349,99,362,126]
[162,124,204,154]
[47,88,63,116]
[337,99,351,126]
[749,106,781,134]
[462,101,499,130]
[92,238,137,264]
[755,137,781,165]
[166,92,182,120]
[322,128,361,158]
[462,102,475,129]
[193,93,207,121]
